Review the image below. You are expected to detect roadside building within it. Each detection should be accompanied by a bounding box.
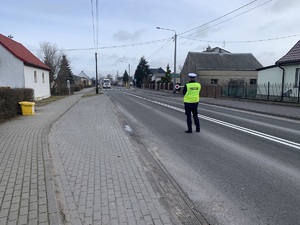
[73,71,92,87]
[257,40,300,101]
[180,47,262,87]
[0,33,51,100]
[150,67,166,82]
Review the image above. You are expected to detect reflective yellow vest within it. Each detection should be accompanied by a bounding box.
[184,82,201,103]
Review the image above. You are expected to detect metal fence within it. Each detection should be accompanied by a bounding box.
[141,82,300,103]
[142,82,223,98]
[222,82,300,103]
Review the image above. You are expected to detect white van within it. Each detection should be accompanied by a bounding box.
[102,79,111,88]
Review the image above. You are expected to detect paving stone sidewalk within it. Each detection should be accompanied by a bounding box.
[48,94,176,225]
[0,90,88,225]
[0,89,179,225]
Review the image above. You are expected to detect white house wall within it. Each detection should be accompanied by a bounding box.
[283,65,300,84]
[257,67,282,96]
[257,65,300,98]
[24,66,50,100]
[282,65,300,99]
[0,45,25,87]
[257,67,282,85]
[258,65,300,85]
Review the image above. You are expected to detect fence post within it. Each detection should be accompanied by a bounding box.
[214,86,217,99]
[298,79,300,103]
[267,82,270,100]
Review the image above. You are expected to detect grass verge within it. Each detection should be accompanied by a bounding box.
[35,96,67,106]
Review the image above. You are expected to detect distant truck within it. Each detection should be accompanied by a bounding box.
[102,79,111,89]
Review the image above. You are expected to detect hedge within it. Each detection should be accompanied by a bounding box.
[0,88,34,120]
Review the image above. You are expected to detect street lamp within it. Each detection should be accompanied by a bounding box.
[121,61,131,88]
[156,26,177,93]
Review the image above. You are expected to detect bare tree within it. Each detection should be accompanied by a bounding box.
[178,64,182,73]
[37,42,64,94]
[106,74,113,81]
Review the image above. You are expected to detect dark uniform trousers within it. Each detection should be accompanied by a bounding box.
[184,102,200,132]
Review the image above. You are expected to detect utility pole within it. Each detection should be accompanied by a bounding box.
[156,27,177,93]
[173,33,177,93]
[95,53,99,94]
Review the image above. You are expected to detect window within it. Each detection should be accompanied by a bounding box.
[250,79,257,85]
[295,68,300,87]
[42,73,45,83]
[34,71,37,83]
[211,79,218,85]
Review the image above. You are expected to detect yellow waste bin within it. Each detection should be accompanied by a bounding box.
[19,101,35,116]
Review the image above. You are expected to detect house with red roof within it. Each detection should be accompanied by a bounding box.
[257,40,300,100]
[0,34,51,100]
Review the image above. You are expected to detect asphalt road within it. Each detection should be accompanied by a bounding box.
[105,87,300,225]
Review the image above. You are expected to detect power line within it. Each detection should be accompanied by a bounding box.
[146,38,173,60]
[96,0,99,50]
[91,0,99,94]
[227,34,300,43]
[63,38,171,51]
[181,0,273,38]
[179,33,300,44]
[60,0,289,54]
[62,32,300,53]
[91,0,96,47]
[147,0,272,60]
[71,1,273,54]
[90,0,99,51]
[90,0,96,50]
[179,0,258,36]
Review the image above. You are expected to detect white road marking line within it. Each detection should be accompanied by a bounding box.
[122,91,300,150]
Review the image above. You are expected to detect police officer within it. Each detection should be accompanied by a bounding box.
[182,73,201,133]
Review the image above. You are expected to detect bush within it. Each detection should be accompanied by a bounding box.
[73,84,82,92]
[0,88,34,121]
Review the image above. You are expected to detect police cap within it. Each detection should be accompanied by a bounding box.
[188,73,197,78]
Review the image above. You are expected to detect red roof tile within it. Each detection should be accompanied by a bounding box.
[0,34,51,71]
[276,40,300,65]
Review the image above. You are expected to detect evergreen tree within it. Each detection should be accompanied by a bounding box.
[134,56,150,88]
[162,64,172,83]
[56,55,73,95]
[123,70,129,86]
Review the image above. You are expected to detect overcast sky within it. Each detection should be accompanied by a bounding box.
[1,0,300,79]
